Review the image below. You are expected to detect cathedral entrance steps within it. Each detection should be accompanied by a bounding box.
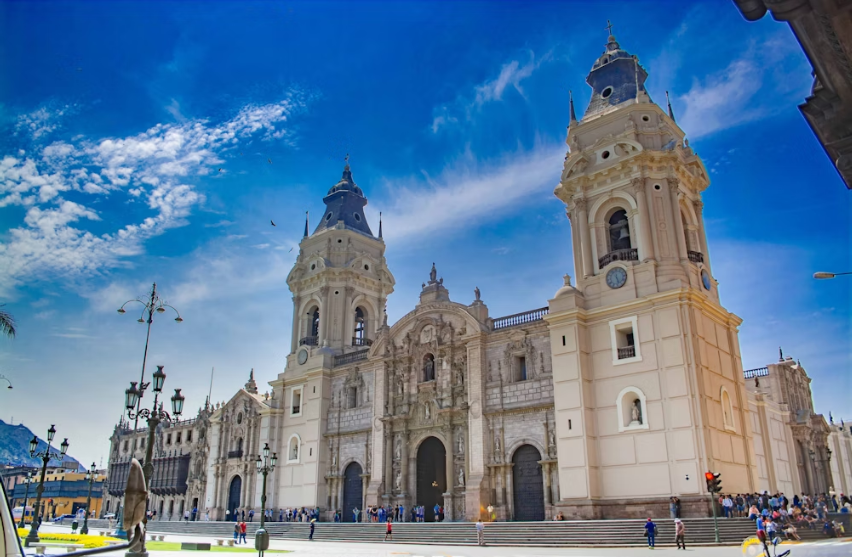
[84,518,760,546]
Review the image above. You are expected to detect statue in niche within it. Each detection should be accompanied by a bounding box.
[631,399,642,424]
[548,428,556,450]
[394,470,401,491]
[458,467,465,487]
[396,374,404,396]
[494,434,501,455]
[332,451,337,468]
[424,402,431,422]
[457,432,464,454]
[394,437,401,460]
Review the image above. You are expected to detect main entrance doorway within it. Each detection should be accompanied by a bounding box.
[227,476,242,520]
[416,436,446,522]
[512,444,544,521]
[342,462,363,521]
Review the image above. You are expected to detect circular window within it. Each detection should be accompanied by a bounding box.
[642,115,650,122]
[334,290,339,295]
[310,263,316,270]
[364,264,370,271]
[601,151,611,160]
[337,239,342,244]
[654,184,661,190]
[601,86,613,99]
[353,213,361,222]
[237,413,243,424]
[325,212,333,221]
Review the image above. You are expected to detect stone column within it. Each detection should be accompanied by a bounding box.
[576,199,594,277]
[804,450,815,494]
[694,200,711,269]
[632,178,655,261]
[444,428,454,520]
[541,461,552,506]
[319,286,331,346]
[505,464,515,520]
[291,295,301,352]
[343,286,355,346]
[360,474,369,522]
[670,184,689,261]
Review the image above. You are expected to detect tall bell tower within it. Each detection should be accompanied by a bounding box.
[266,161,395,512]
[546,28,757,517]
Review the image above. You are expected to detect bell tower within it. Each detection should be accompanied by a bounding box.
[546,27,756,517]
[267,160,395,513]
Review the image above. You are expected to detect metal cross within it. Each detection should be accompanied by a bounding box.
[605,20,614,36]
[345,153,350,165]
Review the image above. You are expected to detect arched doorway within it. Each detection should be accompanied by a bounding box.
[227,476,242,520]
[512,445,545,521]
[416,437,446,522]
[342,462,363,521]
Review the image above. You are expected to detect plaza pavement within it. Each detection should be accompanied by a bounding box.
[30,524,850,557]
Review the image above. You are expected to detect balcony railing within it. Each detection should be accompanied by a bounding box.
[334,349,370,367]
[744,367,769,379]
[227,450,243,459]
[617,346,636,360]
[687,250,704,263]
[299,336,318,347]
[598,248,638,269]
[492,307,549,330]
[352,337,373,347]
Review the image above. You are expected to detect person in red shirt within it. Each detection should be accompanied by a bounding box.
[239,521,247,544]
[384,517,393,541]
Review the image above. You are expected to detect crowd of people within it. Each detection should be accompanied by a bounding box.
[331,504,446,523]
[723,491,850,542]
[224,506,321,523]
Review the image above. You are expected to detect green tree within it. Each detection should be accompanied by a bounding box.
[0,304,16,339]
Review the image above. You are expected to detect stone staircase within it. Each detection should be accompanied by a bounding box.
[82,517,763,546]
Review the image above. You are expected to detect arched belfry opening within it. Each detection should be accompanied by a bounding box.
[353,307,366,346]
[416,437,446,522]
[608,209,631,252]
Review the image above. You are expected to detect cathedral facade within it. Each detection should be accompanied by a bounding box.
[104,31,849,522]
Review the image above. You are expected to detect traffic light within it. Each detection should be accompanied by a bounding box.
[704,471,722,493]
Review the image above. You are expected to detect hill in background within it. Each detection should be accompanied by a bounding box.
[0,419,83,470]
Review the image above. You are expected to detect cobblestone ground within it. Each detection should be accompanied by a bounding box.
[30,525,850,557]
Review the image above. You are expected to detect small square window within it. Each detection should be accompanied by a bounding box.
[513,356,527,382]
[166,434,172,445]
[291,386,304,417]
[176,432,182,444]
[609,316,641,365]
[186,431,192,443]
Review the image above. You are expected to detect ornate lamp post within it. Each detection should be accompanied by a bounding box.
[24,425,69,546]
[80,462,98,534]
[18,472,33,528]
[255,443,277,528]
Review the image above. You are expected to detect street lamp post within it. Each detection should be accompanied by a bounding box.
[255,443,278,528]
[122,365,184,557]
[80,462,98,535]
[18,472,33,528]
[24,425,69,546]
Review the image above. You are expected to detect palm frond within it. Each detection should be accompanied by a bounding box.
[0,305,16,339]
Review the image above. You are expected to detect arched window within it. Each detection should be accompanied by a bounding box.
[347,386,358,409]
[236,438,243,453]
[721,387,735,431]
[423,353,436,382]
[310,308,320,338]
[616,386,649,432]
[608,209,631,252]
[287,435,301,463]
[353,307,366,345]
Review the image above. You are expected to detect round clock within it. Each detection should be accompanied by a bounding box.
[701,270,712,291]
[606,267,628,289]
[297,348,308,365]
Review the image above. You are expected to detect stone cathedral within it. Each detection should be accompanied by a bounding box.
[103,31,848,522]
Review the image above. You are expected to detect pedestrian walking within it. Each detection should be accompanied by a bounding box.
[184,510,190,522]
[644,518,657,549]
[249,509,254,522]
[384,518,393,541]
[233,521,240,544]
[309,519,315,540]
[674,518,686,550]
[239,521,247,544]
[476,519,485,546]
[205,509,210,521]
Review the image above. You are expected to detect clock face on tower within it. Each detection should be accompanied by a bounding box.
[297,348,308,365]
[606,267,628,289]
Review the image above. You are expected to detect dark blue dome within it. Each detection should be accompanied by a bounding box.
[326,165,364,197]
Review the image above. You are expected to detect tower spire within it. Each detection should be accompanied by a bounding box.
[378,211,383,239]
[569,90,577,124]
[303,211,309,238]
[666,91,676,122]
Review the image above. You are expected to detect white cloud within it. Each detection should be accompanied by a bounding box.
[674,35,810,138]
[0,93,307,296]
[432,53,547,133]
[376,144,565,242]
[15,103,79,140]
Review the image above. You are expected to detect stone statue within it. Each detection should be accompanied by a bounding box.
[457,433,464,454]
[291,443,299,460]
[631,399,642,424]
[458,467,465,487]
[396,375,404,396]
[549,428,556,449]
[429,263,437,283]
[424,358,434,381]
[394,438,401,460]
[474,286,480,301]
[394,470,401,491]
[424,402,431,421]
[332,452,337,468]
[494,434,501,454]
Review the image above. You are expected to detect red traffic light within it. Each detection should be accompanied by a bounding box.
[704,471,715,481]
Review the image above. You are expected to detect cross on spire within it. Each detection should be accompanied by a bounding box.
[344,153,350,166]
[605,20,614,37]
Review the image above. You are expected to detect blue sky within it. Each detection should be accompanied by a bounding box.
[1,1,849,465]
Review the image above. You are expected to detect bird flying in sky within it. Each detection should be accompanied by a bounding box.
[271,220,276,227]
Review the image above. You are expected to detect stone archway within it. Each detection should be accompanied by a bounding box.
[342,462,363,522]
[416,436,446,522]
[512,444,545,521]
[227,476,242,520]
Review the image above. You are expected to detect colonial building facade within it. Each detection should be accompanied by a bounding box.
[104,31,849,521]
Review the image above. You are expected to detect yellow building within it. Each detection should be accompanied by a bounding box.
[12,468,106,519]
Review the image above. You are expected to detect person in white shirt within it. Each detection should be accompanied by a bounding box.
[475,520,485,546]
[723,496,734,518]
